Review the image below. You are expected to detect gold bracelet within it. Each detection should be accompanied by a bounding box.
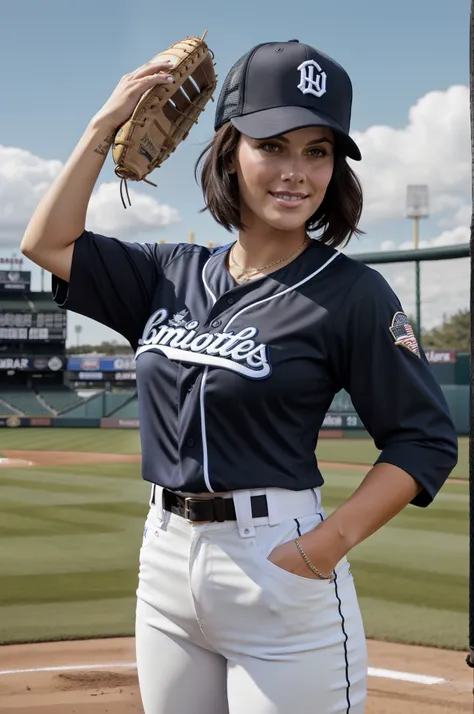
[294,539,335,581]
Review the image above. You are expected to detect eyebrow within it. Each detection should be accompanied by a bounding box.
[263,135,334,146]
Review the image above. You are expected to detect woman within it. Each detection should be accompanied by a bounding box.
[21,39,457,714]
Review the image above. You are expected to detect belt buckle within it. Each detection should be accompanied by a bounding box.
[184,496,209,524]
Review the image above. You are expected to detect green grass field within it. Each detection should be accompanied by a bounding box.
[0,427,142,455]
[0,429,468,650]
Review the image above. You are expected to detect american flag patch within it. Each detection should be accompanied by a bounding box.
[389,312,420,357]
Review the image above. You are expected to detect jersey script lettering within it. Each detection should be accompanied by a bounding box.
[135,308,271,379]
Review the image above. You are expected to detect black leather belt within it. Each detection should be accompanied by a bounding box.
[158,486,269,523]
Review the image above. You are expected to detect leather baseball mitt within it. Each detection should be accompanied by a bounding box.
[112,31,217,208]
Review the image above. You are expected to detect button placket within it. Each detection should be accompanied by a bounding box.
[204,291,239,327]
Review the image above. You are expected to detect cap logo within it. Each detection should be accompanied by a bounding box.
[297,60,327,98]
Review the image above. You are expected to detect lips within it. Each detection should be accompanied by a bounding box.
[269,191,309,207]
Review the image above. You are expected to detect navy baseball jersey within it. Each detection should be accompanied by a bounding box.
[52,231,457,506]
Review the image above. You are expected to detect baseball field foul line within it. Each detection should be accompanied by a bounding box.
[0,662,447,685]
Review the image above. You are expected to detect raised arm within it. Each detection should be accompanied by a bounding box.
[20,57,175,281]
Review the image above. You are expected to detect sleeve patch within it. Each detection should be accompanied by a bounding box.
[390,312,420,358]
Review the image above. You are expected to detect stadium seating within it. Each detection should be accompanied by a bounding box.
[0,399,22,416]
[59,391,107,418]
[108,398,139,419]
[0,389,53,416]
[328,389,355,412]
[0,296,33,311]
[37,385,85,415]
[103,392,137,416]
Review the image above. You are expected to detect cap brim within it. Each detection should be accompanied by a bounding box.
[231,106,361,161]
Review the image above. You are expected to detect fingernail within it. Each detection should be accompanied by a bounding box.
[166,76,174,82]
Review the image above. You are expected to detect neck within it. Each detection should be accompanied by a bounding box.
[234,222,308,270]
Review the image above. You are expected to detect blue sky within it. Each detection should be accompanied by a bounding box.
[0,0,470,344]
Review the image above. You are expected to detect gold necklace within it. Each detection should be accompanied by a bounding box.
[229,236,309,283]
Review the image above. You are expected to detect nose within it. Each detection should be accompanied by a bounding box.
[280,168,305,183]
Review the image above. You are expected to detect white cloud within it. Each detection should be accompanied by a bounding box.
[452,203,471,227]
[0,146,62,246]
[86,182,180,238]
[374,224,470,330]
[0,146,180,248]
[377,257,469,331]
[352,85,470,228]
[380,224,469,253]
[347,84,470,332]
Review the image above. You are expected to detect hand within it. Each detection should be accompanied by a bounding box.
[91,57,176,133]
[268,539,335,580]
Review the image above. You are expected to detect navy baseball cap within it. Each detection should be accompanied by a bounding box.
[214,39,361,161]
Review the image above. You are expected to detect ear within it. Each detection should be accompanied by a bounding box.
[226,131,242,175]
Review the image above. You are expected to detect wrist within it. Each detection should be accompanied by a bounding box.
[87,115,118,143]
[301,517,351,568]
[293,538,334,580]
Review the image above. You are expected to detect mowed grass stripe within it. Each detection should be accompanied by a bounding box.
[0,569,137,606]
[359,597,467,651]
[0,473,109,495]
[0,597,137,645]
[0,512,118,538]
[321,489,468,536]
[0,428,141,453]
[34,463,142,480]
[0,522,117,538]
[1,501,148,520]
[350,560,467,613]
[0,496,148,538]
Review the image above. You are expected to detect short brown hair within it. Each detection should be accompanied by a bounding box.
[194,123,364,248]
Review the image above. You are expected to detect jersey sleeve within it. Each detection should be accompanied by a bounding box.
[52,230,163,349]
[330,267,458,506]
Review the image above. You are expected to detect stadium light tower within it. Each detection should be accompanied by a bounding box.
[406,185,429,345]
[74,324,82,348]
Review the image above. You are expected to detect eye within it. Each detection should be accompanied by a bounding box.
[258,142,281,153]
[307,146,328,158]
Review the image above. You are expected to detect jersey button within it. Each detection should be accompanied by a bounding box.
[186,438,195,448]
[211,319,222,328]
[227,297,235,305]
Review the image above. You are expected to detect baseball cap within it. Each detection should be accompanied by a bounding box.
[214,39,361,161]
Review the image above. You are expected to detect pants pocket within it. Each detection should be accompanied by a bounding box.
[140,507,161,551]
[250,512,338,590]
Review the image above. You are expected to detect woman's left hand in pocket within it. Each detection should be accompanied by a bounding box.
[267,539,335,580]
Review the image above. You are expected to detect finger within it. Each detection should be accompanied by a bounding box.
[139,72,175,85]
[133,58,174,79]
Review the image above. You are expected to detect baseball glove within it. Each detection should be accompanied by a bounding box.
[112,31,217,208]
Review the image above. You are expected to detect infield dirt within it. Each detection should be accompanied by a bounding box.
[0,638,471,713]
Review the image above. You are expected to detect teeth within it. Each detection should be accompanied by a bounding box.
[273,193,305,201]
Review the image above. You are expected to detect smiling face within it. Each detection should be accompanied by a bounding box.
[231,126,335,236]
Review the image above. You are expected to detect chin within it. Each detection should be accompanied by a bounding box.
[259,210,313,233]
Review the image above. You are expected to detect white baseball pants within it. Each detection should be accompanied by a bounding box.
[135,485,367,713]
